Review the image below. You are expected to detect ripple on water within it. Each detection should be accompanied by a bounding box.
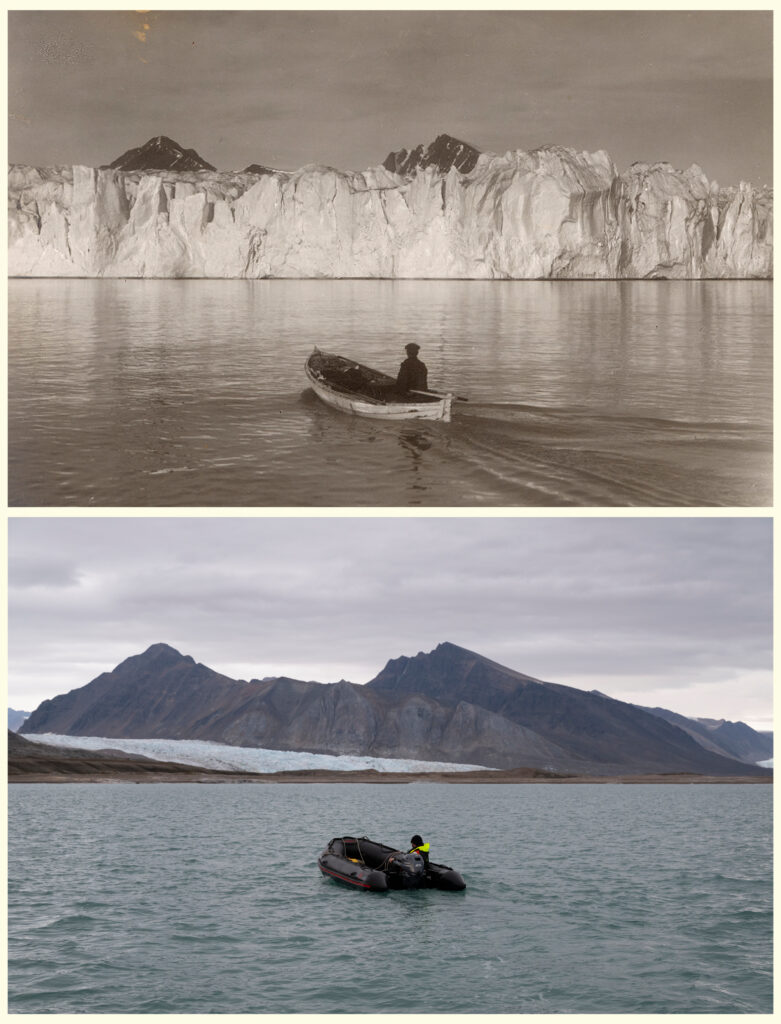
[7,782,773,1014]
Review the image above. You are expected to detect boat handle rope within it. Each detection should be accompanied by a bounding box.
[352,837,397,870]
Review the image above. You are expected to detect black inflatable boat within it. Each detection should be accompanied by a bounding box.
[318,836,466,892]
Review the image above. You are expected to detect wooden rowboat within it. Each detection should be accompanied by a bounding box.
[305,348,453,422]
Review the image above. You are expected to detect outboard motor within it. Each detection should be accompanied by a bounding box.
[387,851,426,888]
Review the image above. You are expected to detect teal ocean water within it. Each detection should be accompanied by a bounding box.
[8,783,772,1013]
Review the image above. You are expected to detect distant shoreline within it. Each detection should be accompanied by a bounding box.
[9,768,772,786]
[9,732,771,785]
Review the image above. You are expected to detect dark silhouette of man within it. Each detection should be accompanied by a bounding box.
[396,343,428,394]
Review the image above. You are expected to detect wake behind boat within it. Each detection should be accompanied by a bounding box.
[305,348,454,422]
[318,836,466,892]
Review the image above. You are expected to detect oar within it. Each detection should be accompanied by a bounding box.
[410,388,469,403]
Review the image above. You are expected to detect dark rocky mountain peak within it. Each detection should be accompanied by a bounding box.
[140,641,188,660]
[367,641,539,705]
[20,642,229,739]
[108,136,216,173]
[366,644,769,776]
[242,163,276,176]
[115,642,195,673]
[383,134,481,177]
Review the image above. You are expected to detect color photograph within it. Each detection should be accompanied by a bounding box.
[7,516,773,1013]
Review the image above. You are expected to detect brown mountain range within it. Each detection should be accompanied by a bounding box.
[20,642,770,777]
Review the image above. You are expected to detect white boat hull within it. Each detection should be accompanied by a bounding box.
[305,351,453,422]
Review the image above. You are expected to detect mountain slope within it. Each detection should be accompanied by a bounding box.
[20,644,581,771]
[708,720,772,762]
[641,707,773,764]
[8,709,30,732]
[366,642,769,776]
[21,643,769,776]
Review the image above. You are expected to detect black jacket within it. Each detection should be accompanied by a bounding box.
[397,356,428,393]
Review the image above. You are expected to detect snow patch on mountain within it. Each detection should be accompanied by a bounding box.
[9,143,772,279]
[24,733,493,773]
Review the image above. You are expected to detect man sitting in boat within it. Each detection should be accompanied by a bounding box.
[409,834,430,866]
[396,343,428,395]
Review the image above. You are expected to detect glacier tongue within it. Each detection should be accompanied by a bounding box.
[23,733,492,773]
[8,146,772,278]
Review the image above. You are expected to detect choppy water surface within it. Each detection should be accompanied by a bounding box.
[8,279,771,506]
[8,783,772,1013]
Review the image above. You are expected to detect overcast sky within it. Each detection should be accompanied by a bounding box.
[7,516,772,731]
[8,8,772,187]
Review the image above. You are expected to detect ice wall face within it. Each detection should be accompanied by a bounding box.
[8,146,772,278]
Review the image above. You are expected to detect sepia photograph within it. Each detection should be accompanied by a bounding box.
[7,515,774,1013]
[7,8,773,507]
[4,5,775,1019]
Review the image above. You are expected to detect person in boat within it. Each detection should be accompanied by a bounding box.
[409,834,430,866]
[396,343,428,395]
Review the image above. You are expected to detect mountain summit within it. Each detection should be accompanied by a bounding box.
[20,643,770,777]
[383,134,481,176]
[109,136,216,172]
[367,641,542,703]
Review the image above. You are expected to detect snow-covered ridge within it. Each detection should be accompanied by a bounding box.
[8,145,772,278]
[24,733,492,774]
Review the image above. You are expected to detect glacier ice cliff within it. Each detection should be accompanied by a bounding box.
[8,146,772,278]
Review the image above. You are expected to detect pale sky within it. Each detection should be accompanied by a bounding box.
[8,8,772,187]
[7,516,773,731]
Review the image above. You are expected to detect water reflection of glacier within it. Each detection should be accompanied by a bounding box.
[24,733,491,774]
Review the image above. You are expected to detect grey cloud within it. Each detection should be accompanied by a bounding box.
[8,552,83,590]
[7,517,772,730]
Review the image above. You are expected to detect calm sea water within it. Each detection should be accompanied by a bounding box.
[8,279,771,507]
[8,783,772,1014]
